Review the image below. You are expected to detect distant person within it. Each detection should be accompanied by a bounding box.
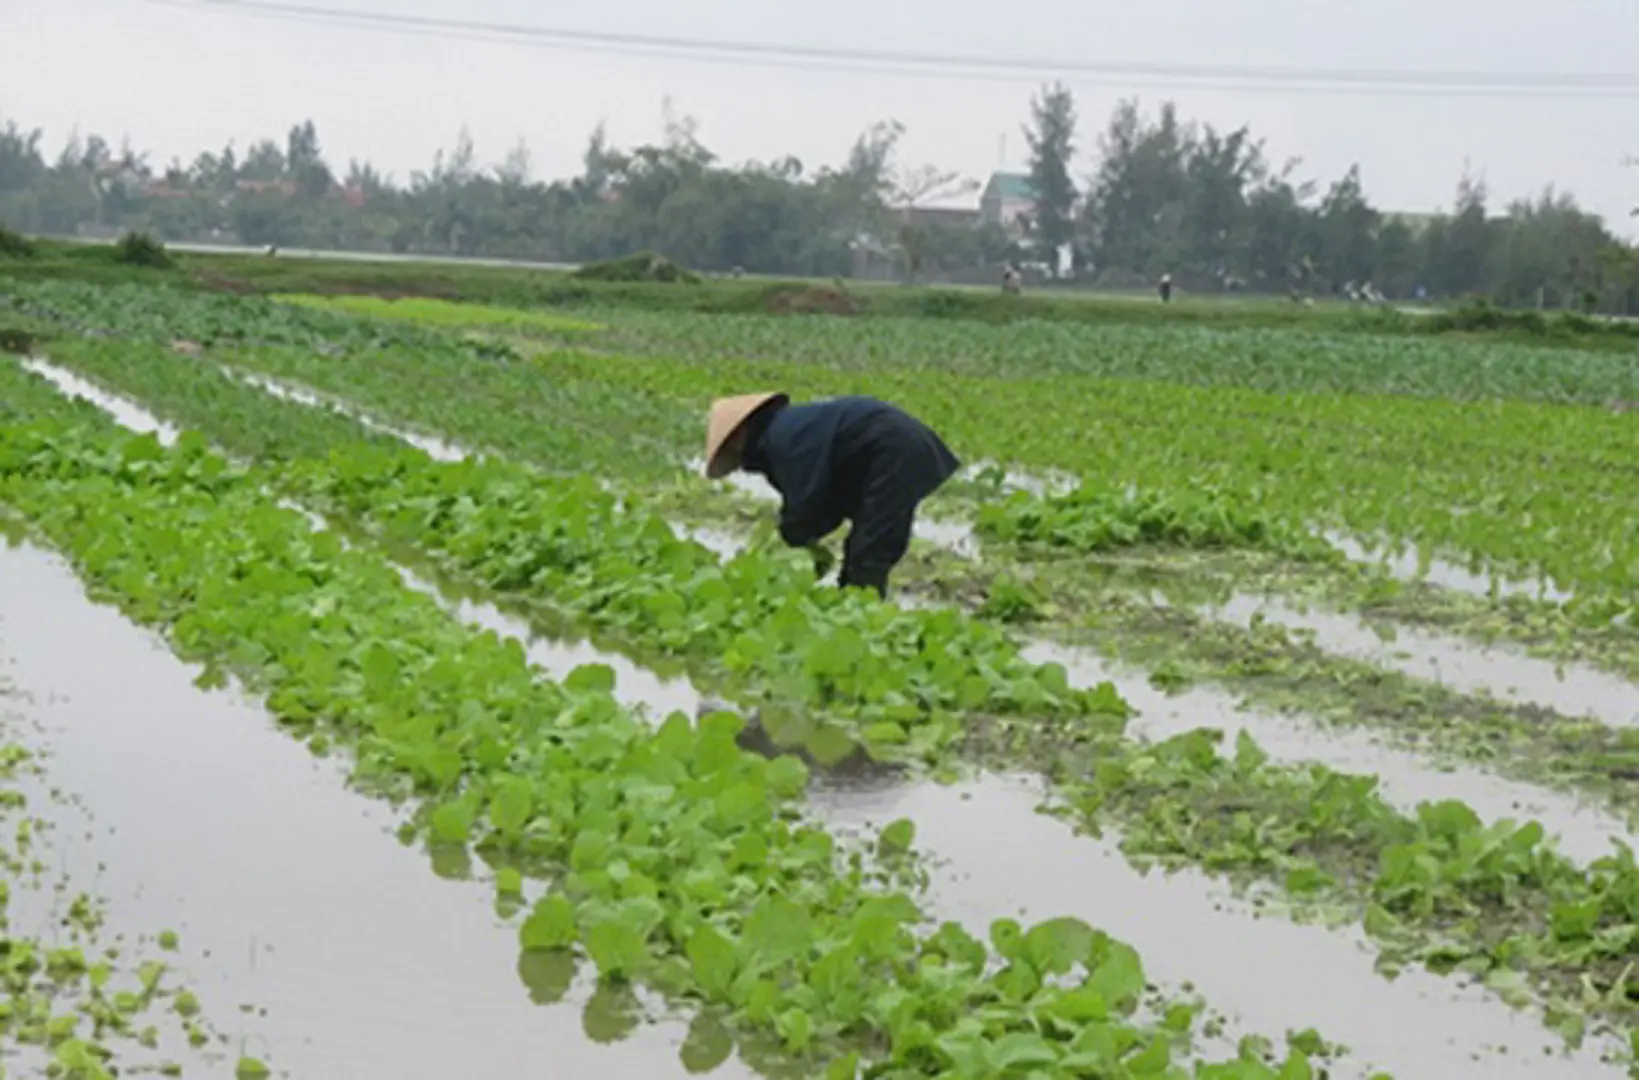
[1158,273,1173,303]
[1002,263,1022,295]
[702,393,960,598]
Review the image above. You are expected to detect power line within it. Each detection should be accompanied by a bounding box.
[148,0,1639,99]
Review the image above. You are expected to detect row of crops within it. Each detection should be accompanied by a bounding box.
[15,282,1632,617]
[0,276,1635,1078]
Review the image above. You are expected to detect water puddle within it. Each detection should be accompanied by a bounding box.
[674,523,749,561]
[914,516,980,559]
[22,357,180,442]
[229,368,469,463]
[824,774,1622,1080]
[1207,594,1639,729]
[1328,532,1576,605]
[1021,639,1634,865]
[0,540,747,1080]
[964,458,1078,498]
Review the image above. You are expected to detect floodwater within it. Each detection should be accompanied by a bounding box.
[674,523,749,561]
[1328,532,1577,605]
[364,551,1633,1077]
[960,458,1079,498]
[1206,594,1639,730]
[1021,639,1636,865]
[22,357,181,441]
[0,541,749,1080]
[826,775,1624,1080]
[230,368,470,463]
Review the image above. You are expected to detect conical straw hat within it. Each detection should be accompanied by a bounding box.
[704,392,787,478]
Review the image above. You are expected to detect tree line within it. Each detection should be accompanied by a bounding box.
[0,92,1634,309]
[1018,88,1635,311]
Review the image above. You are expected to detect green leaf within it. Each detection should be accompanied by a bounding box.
[1482,967,1534,1009]
[686,925,740,999]
[1125,1035,1171,1075]
[488,777,534,837]
[429,800,475,845]
[776,1006,814,1051]
[565,663,617,694]
[824,1051,861,1080]
[1023,916,1096,976]
[988,1031,1059,1070]
[1086,941,1144,1011]
[878,818,915,856]
[494,867,524,897]
[743,894,812,971]
[520,894,577,951]
[1275,1051,1314,1080]
[584,921,648,980]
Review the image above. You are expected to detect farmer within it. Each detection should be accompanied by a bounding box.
[703,393,960,598]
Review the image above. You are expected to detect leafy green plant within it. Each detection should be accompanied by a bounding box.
[0,412,1343,1078]
[976,485,1341,562]
[12,290,1639,1045]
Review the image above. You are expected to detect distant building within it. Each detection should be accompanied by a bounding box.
[980,172,1036,236]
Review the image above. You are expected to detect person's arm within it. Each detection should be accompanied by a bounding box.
[778,498,844,548]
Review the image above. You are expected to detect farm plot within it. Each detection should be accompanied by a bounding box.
[3,278,1639,1077]
[0,358,1427,1080]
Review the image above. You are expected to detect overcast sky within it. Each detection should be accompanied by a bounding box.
[4,0,1637,234]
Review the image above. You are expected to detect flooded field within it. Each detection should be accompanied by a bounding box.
[0,543,745,1079]
[4,278,1637,1079]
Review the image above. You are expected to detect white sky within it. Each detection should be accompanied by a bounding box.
[3,0,1636,235]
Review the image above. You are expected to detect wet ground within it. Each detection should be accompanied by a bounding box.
[1327,532,1577,606]
[230,369,469,463]
[825,777,1623,1080]
[7,538,1622,1079]
[1203,594,1639,729]
[22,357,180,441]
[385,546,1634,1079]
[0,541,749,1080]
[1022,639,1636,865]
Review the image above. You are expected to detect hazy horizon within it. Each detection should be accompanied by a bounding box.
[4,0,1636,235]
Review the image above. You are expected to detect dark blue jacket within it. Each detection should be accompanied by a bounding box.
[741,396,960,547]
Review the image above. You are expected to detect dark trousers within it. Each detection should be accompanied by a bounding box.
[839,456,922,598]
